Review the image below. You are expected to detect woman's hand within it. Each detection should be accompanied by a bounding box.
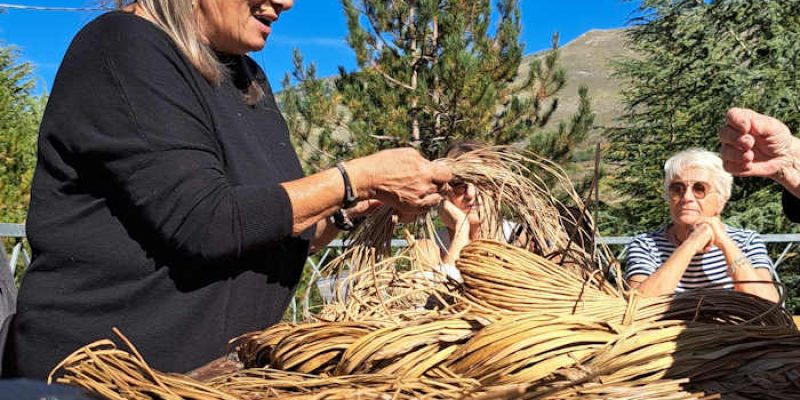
[438,199,469,232]
[704,217,733,248]
[685,222,715,253]
[346,148,452,216]
[346,199,383,219]
[720,108,799,182]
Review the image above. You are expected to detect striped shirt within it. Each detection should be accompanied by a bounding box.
[624,225,774,292]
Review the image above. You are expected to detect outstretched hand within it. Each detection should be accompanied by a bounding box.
[719,108,797,180]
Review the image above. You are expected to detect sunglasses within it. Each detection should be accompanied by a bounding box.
[447,179,469,195]
[668,181,715,201]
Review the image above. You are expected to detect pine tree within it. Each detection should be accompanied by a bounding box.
[281,50,351,173]
[0,43,43,223]
[281,0,593,170]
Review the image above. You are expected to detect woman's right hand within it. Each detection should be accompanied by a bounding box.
[439,199,468,231]
[345,148,452,216]
[686,222,715,253]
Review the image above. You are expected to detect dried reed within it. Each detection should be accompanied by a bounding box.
[49,328,238,400]
[50,145,800,400]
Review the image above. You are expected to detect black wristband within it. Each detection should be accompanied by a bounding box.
[336,162,358,209]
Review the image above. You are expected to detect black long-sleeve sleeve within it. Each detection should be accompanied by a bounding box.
[782,188,800,223]
[4,12,312,379]
[56,12,294,264]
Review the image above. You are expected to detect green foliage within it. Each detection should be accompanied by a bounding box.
[281,0,593,170]
[530,84,595,170]
[0,44,42,224]
[605,0,800,312]
[281,50,351,173]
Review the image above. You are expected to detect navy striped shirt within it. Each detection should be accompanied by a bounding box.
[624,225,774,292]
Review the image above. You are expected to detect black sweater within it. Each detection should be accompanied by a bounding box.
[783,189,800,223]
[4,12,312,378]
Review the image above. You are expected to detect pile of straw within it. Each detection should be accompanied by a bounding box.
[49,146,800,399]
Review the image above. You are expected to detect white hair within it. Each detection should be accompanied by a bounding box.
[663,148,733,202]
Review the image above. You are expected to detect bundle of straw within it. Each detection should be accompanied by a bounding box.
[265,321,386,374]
[311,252,456,323]
[456,239,621,322]
[333,315,484,378]
[232,322,297,368]
[207,368,480,399]
[49,328,237,400]
[583,319,800,392]
[318,146,614,317]
[447,314,619,385]
[50,145,800,400]
[456,240,794,327]
[474,378,720,400]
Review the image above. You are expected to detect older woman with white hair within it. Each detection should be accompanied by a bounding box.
[625,149,779,303]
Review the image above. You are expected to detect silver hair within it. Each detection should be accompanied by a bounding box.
[663,148,733,202]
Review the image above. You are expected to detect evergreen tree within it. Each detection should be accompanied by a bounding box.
[281,0,593,170]
[0,43,43,223]
[281,50,350,173]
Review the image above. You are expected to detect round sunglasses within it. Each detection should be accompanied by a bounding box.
[668,181,716,201]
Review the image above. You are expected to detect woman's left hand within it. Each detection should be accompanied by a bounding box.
[703,217,731,249]
[346,199,383,219]
[438,200,469,231]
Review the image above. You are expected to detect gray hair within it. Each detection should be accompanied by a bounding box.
[115,0,225,84]
[663,148,733,202]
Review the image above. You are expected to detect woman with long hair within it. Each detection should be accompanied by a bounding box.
[3,0,452,378]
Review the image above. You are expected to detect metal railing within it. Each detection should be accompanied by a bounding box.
[2,224,798,321]
[0,223,28,277]
[602,234,800,271]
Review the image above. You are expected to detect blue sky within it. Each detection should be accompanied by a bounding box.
[0,1,641,94]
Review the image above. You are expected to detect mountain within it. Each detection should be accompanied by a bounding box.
[524,28,634,146]
[286,28,635,174]
[520,28,634,200]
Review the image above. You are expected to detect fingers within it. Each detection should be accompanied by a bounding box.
[719,111,756,176]
[430,160,454,185]
[691,223,715,253]
[394,211,417,224]
[725,107,756,135]
[719,140,755,176]
[419,192,443,208]
[725,107,791,140]
[719,110,764,177]
[346,199,383,218]
[361,147,456,215]
[719,126,755,150]
[438,199,466,229]
[746,109,792,138]
[719,132,754,161]
[394,195,442,223]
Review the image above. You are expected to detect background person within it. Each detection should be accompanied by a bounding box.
[3,0,451,379]
[416,142,523,282]
[625,149,779,302]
